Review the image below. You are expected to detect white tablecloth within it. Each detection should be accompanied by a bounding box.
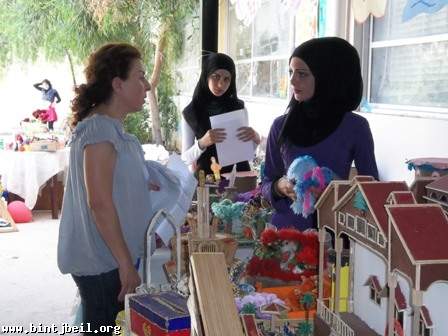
[0,149,69,209]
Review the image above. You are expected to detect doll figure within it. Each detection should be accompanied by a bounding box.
[210,156,221,182]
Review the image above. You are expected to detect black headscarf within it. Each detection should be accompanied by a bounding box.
[279,37,363,147]
[182,52,249,174]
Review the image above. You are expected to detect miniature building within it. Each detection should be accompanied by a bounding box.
[315,176,448,336]
[423,175,448,213]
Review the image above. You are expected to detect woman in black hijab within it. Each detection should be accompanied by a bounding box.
[261,37,378,230]
[181,52,260,174]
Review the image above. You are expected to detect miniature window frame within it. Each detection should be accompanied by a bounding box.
[347,214,355,231]
[366,223,377,242]
[338,212,346,225]
[394,306,405,328]
[377,233,386,248]
[369,285,381,306]
[356,216,367,236]
[418,316,433,336]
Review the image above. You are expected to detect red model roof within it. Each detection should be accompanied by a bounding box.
[388,205,448,261]
[395,283,407,311]
[426,175,448,193]
[359,182,408,234]
[389,191,416,205]
[364,275,382,292]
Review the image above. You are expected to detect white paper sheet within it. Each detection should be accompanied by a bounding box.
[153,154,197,245]
[209,108,255,167]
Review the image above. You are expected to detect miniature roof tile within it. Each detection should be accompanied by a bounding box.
[395,283,407,311]
[388,205,448,261]
[359,182,408,234]
[426,175,448,193]
[421,305,433,327]
[363,275,382,292]
[388,191,416,205]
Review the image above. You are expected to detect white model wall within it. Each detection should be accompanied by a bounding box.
[396,273,412,335]
[352,241,387,334]
[424,281,448,336]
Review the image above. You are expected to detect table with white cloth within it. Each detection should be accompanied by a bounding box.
[0,149,69,218]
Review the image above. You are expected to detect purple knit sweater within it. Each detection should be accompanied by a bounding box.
[261,112,378,230]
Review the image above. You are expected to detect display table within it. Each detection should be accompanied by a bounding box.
[0,149,69,219]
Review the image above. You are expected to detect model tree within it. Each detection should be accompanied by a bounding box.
[353,190,368,215]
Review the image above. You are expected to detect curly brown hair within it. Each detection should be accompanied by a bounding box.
[71,43,142,127]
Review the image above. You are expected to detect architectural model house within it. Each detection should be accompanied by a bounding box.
[423,175,448,213]
[314,177,448,336]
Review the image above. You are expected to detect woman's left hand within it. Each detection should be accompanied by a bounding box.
[148,181,160,191]
[237,127,261,145]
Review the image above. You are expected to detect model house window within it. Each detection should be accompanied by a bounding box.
[369,284,381,305]
[378,233,386,247]
[419,318,432,336]
[338,212,345,225]
[356,216,367,236]
[347,214,355,230]
[357,1,448,117]
[367,223,377,242]
[394,307,404,330]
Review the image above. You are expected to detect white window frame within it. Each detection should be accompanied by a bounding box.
[338,212,346,225]
[419,316,433,336]
[353,12,448,120]
[366,223,377,242]
[356,216,367,236]
[347,213,355,230]
[378,232,386,248]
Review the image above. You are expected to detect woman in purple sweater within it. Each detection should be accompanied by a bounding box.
[262,37,378,230]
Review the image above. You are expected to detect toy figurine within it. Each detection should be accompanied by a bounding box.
[210,156,221,182]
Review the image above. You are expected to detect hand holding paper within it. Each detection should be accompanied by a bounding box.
[209,108,256,167]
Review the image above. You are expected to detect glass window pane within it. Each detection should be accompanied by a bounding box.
[373,1,448,41]
[175,67,200,95]
[236,63,251,96]
[252,59,288,98]
[228,5,252,60]
[253,0,290,57]
[177,6,201,68]
[371,42,448,108]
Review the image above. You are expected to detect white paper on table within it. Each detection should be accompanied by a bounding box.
[209,108,256,167]
[152,154,197,245]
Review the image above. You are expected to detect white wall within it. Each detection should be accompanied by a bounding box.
[424,281,448,336]
[0,58,82,134]
[352,241,388,334]
[396,272,413,335]
[243,100,448,186]
[363,113,448,185]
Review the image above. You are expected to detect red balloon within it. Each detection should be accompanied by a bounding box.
[7,201,33,223]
